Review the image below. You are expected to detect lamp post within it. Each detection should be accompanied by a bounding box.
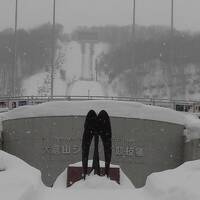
[51,0,56,99]
[171,0,174,38]
[171,0,174,62]
[132,0,136,67]
[169,0,174,99]
[171,0,174,64]
[170,0,174,73]
[12,0,18,97]
[132,0,136,41]
[131,0,137,97]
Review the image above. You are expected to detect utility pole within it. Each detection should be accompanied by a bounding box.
[132,0,136,66]
[167,0,174,99]
[171,0,174,55]
[131,0,137,97]
[169,0,174,98]
[12,0,18,97]
[171,0,174,61]
[171,0,174,36]
[51,0,56,99]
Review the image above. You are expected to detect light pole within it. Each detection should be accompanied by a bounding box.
[171,0,174,38]
[131,0,137,97]
[132,0,136,67]
[171,0,174,61]
[132,0,136,41]
[171,0,174,55]
[169,0,174,98]
[12,0,18,97]
[170,0,174,72]
[51,0,56,99]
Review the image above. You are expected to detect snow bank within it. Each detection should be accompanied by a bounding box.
[43,159,200,200]
[0,150,44,200]
[2,100,185,125]
[53,161,134,189]
[2,151,200,200]
[145,160,200,200]
[70,174,121,189]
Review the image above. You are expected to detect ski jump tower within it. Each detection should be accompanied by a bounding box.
[77,31,98,81]
[67,31,105,97]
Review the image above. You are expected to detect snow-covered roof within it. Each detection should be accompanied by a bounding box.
[2,100,186,125]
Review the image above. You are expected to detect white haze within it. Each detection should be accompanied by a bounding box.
[1,0,200,33]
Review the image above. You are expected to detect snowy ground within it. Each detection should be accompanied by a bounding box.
[22,41,110,97]
[1,150,200,200]
[53,161,134,190]
[67,80,106,96]
[1,101,200,199]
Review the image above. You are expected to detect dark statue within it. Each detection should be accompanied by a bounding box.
[82,110,112,179]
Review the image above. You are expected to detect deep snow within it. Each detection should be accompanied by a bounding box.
[53,161,134,189]
[2,100,185,124]
[0,150,44,200]
[1,150,200,200]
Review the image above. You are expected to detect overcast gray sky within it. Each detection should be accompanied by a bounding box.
[1,0,200,33]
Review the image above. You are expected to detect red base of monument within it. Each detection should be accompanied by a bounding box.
[67,166,120,187]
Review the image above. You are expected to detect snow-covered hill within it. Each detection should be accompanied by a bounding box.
[21,41,110,97]
[67,80,106,96]
[107,60,200,100]
[21,39,200,100]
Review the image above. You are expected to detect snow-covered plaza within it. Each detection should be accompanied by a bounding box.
[1,150,200,200]
[1,100,200,199]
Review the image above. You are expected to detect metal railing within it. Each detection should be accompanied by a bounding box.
[0,95,199,112]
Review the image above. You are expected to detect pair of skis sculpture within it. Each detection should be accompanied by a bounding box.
[82,110,112,179]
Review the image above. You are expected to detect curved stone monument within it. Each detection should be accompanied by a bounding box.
[1,100,185,187]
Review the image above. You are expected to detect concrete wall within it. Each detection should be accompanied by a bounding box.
[2,116,184,188]
[184,139,200,161]
[0,131,2,150]
[0,138,2,150]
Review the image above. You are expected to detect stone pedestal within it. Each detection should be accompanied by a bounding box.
[67,165,120,187]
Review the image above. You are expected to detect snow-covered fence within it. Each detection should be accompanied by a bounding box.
[0,95,198,113]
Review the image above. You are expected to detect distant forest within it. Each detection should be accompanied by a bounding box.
[0,23,66,78]
[0,23,200,95]
[75,26,200,82]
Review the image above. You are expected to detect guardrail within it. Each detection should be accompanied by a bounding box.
[0,95,198,102]
[0,95,199,111]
